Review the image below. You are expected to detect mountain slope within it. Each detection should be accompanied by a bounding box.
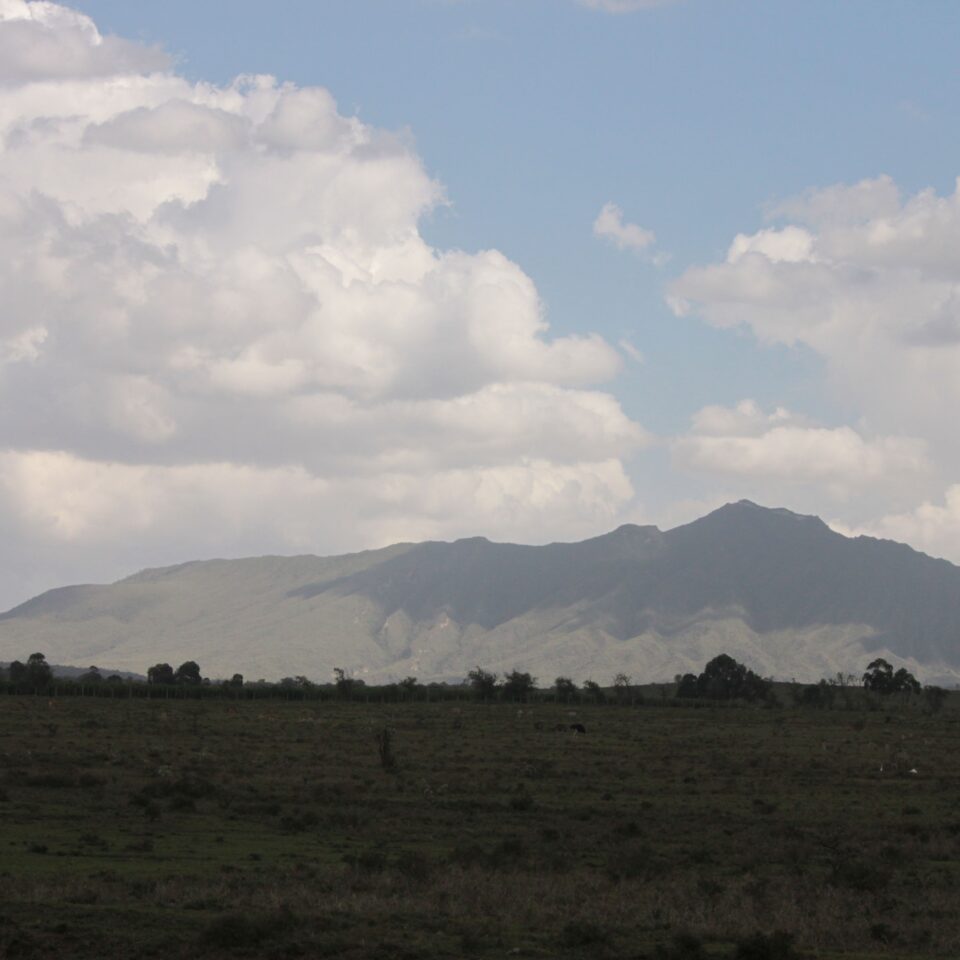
[1,501,958,684]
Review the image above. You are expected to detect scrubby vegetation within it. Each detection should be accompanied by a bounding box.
[0,659,958,958]
[0,652,935,711]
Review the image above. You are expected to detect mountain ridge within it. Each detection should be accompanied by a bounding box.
[2,501,958,685]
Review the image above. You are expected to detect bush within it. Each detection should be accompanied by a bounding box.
[346,846,388,874]
[509,786,535,811]
[395,850,433,883]
[375,726,396,771]
[560,919,611,949]
[734,930,798,960]
[279,811,318,834]
[655,933,706,960]
[200,909,298,949]
[25,774,75,789]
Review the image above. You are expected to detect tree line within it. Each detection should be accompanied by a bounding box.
[0,651,948,709]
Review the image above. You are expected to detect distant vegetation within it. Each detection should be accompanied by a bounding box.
[0,651,945,713]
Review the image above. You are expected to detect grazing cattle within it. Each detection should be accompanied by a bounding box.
[569,723,586,734]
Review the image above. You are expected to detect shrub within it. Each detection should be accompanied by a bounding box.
[560,919,611,949]
[654,933,706,960]
[375,726,396,771]
[830,858,888,892]
[395,850,433,883]
[200,909,298,949]
[279,811,318,834]
[346,846,387,874]
[509,787,535,812]
[734,930,798,960]
[25,774,74,789]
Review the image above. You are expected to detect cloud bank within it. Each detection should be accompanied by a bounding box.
[0,1,649,607]
[670,176,960,559]
[673,400,928,498]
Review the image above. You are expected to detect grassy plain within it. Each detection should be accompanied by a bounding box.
[1,693,959,959]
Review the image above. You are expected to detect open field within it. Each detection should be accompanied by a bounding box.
[1,694,959,959]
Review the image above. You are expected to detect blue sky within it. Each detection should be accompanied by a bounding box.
[73,0,960,429]
[1,0,960,606]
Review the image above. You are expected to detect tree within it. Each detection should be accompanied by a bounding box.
[612,672,632,703]
[147,663,175,685]
[924,685,948,714]
[174,661,202,685]
[794,680,834,709]
[78,666,103,684]
[703,653,770,701]
[333,667,358,697]
[553,676,578,703]
[502,670,537,702]
[25,652,53,688]
[8,660,25,684]
[862,658,893,693]
[862,658,920,695]
[676,654,770,702]
[467,667,499,700]
[227,673,244,689]
[582,679,605,703]
[891,667,921,695]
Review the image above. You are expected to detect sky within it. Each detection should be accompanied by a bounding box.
[1,0,960,609]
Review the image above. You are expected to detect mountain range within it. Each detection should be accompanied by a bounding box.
[2,501,958,685]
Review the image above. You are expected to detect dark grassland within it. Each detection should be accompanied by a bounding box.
[1,695,959,959]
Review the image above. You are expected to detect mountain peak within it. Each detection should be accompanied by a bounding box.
[451,535,491,547]
[3,502,960,684]
[610,522,657,536]
[705,500,827,526]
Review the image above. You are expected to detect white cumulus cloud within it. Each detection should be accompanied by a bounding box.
[0,0,168,82]
[669,176,960,428]
[0,1,650,609]
[669,176,960,554]
[673,400,929,499]
[834,486,960,565]
[593,202,656,255]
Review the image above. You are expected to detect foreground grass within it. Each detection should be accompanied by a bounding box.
[1,695,959,958]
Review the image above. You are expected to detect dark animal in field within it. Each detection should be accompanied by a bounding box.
[570,723,586,734]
